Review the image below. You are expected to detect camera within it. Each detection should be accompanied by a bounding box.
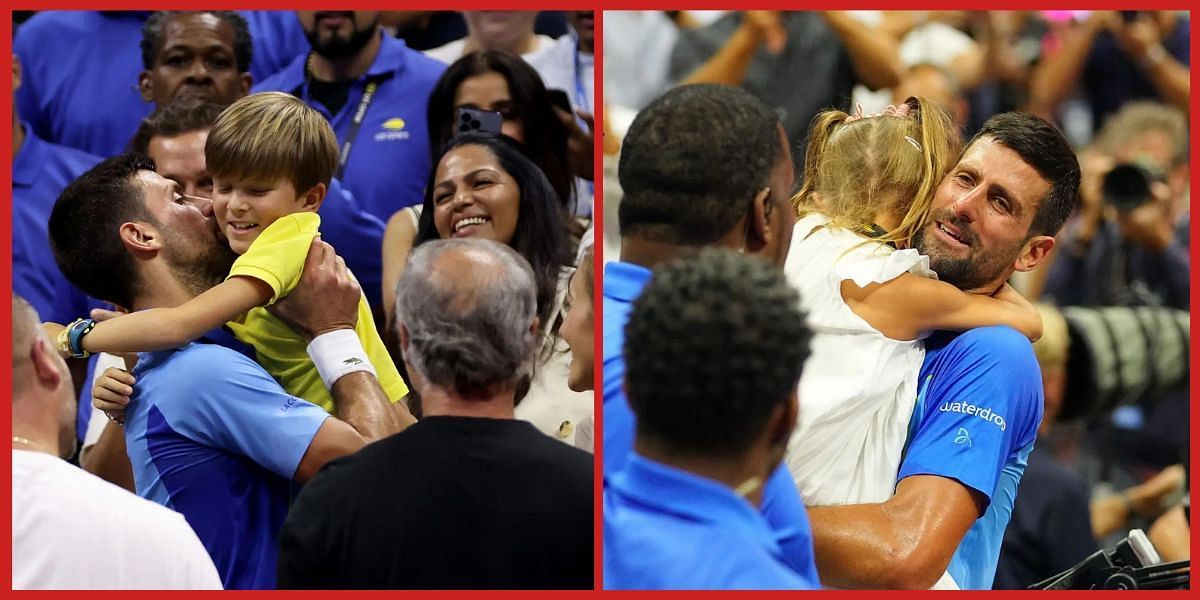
[1101,160,1167,212]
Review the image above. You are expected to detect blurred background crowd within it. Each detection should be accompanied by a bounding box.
[603,10,1190,589]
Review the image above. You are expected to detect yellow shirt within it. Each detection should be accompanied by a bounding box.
[224,212,408,413]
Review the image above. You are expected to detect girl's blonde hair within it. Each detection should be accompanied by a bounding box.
[792,97,961,248]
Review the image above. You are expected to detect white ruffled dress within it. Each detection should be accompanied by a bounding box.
[782,213,936,506]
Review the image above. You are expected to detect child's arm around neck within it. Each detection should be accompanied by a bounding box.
[842,274,1042,342]
[80,277,273,355]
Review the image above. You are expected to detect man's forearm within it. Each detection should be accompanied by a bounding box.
[81,420,135,492]
[330,372,406,442]
[807,475,981,589]
[822,11,903,90]
[1027,17,1103,112]
[1141,50,1190,110]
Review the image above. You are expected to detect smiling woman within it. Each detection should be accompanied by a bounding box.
[391,131,591,445]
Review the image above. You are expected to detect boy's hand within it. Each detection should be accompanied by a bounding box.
[93,367,136,425]
[270,237,361,341]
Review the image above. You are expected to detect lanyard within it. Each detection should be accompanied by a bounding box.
[302,53,383,181]
[336,79,380,180]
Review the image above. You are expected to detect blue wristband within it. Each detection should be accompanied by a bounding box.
[64,318,96,359]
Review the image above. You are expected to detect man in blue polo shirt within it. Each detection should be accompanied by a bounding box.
[603,84,817,584]
[255,11,446,221]
[805,112,1081,589]
[606,251,816,590]
[15,11,151,157]
[48,154,410,589]
[12,55,104,444]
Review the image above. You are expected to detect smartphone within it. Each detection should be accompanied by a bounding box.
[455,107,503,135]
[547,88,573,114]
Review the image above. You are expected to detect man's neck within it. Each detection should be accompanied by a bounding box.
[618,238,705,270]
[11,411,60,458]
[635,436,768,508]
[464,32,538,56]
[310,29,382,82]
[130,263,204,312]
[419,383,516,420]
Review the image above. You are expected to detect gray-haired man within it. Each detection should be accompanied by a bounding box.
[277,238,593,590]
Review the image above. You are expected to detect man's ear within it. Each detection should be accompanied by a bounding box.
[137,71,154,102]
[239,72,253,97]
[1015,235,1055,272]
[119,221,163,256]
[300,183,327,212]
[768,390,798,450]
[746,187,773,252]
[29,336,64,391]
[397,323,411,353]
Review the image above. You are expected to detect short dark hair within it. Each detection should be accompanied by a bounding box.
[426,51,575,213]
[618,84,783,245]
[141,11,252,73]
[49,153,158,309]
[624,250,811,457]
[129,96,226,154]
[969,112,1081,237]
[414,132,572,335]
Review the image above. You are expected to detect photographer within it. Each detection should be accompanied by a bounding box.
[1042,101,1189,310]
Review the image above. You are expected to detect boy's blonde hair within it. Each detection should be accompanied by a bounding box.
[792,97,961,248]
[206,92,338,194]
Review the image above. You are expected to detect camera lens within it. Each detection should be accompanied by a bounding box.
[1101,163,1152,212]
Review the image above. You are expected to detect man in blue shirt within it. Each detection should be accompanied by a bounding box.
[805,112,1082,589]
[606,251,816,590]
[15,11,152,157]
[12,55,104,444]
[48,154,411,589]
[255,11,446,221]
[603,84,818,583]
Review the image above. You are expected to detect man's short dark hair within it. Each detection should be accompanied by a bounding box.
[970,112,1081,237]
[129,96,226,154]
[141,11,252,73]
[624,250,811,456]
[618,84,783,246]
[49,153,157,309]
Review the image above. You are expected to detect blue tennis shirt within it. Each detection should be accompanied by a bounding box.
[125,334,330,590]
[900,327,1043,589]
[602,260,820,585]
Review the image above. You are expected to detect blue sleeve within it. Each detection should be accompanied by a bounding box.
[155,346,330,480]
[317,178,386,309]
[762,464,821,583]
[898,327,1043,504]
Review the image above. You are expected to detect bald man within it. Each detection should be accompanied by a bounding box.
[12,294,221,589]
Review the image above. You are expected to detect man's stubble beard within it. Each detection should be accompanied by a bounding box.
[912,209,1021,292]
[164,229,238,299]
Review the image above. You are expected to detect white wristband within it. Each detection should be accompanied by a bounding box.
[307,329,376,390]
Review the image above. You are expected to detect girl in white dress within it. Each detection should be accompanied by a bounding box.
[782,97,1042,507]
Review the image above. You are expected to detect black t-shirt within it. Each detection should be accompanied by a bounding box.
[308,77,356,116]
[277,416,594,590]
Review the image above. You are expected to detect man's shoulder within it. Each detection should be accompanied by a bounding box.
[16,11,97,43]
[140,341,269,386]
[926,326,1038,376]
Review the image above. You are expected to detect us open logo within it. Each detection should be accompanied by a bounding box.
[375,117,411,142]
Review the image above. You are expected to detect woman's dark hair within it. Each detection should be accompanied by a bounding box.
[414,132,572,335]
[426,50,575,214]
